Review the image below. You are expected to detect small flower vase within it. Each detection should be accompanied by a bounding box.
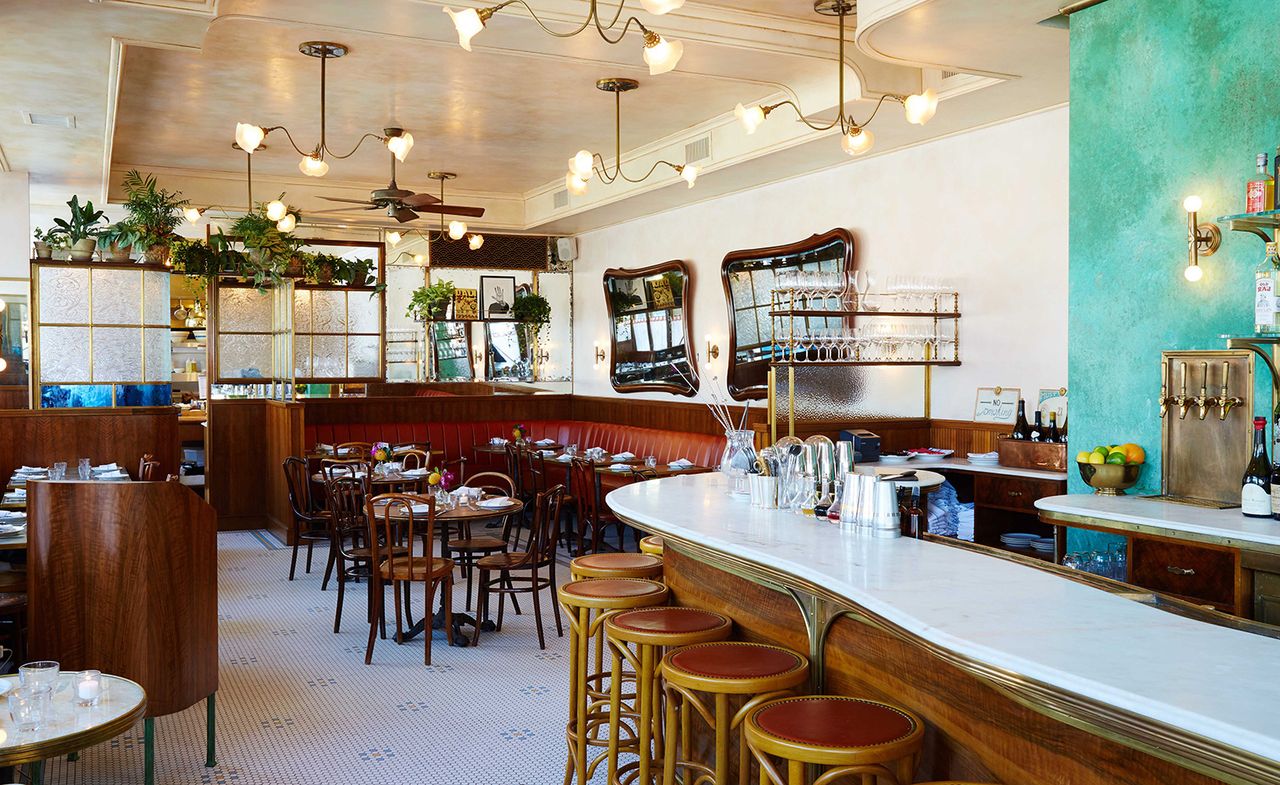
[435,486,453,509]
[719,429,758,496]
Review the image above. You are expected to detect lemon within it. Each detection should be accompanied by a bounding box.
[1075,451,1092,464]
[1087,452,1106,465]
[428,472,442,486]
[1105,452,1126,465]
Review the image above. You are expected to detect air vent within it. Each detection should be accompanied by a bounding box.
[20,111,75,129]
[941,70,959,80]
[684,135,712,165]
[553,189,569,209]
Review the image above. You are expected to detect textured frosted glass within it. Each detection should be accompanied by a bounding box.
[38,267,89,324]
[91,270,143,325]
[92,327,143,381]
[310,290,346,334]
[293,335,311,378]
[218,288,272,333]
[143,327,171,382]
[39,326,91,382]
[738,311,759,345]
[218,334,272,379]
[142,271,170,326]
[292,290,312,333]
[311,335,346,378]
[348,335,379,378]
[730,272,754,310]
[347,292,379,333]
[752,268,776,303]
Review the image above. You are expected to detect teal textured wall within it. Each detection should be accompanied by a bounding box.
[1069,0,1280,531]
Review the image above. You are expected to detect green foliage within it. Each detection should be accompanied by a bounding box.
[407,280,456,320]
[120,170,189,249]
[48,196,106,243]
[97,221,143,253]
[513,291,551,324]
[609,288,643,313]
[172,231,248,297]
[230,203,304,290]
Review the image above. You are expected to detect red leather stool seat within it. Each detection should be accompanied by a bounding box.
[575,553,662,571]
[611,607,728,635]
[669,641,805,680]
[560,578,666,601]
[753,696,917,749]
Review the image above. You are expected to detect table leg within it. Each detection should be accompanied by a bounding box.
[206,692,217,767]
[29,760,43,785]
[144,717,154,785]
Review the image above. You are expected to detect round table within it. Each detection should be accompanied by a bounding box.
[0,673,146,769]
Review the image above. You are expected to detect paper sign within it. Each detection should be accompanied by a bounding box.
[973,386,1021,423]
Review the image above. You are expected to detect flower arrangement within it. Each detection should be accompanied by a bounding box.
[512,423,527,441]
[426,467,456,491]
[371,442,392,463]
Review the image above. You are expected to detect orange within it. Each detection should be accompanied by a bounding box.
[1120,443,1145,464]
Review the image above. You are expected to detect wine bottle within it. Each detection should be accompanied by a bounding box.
[1031,411,1044,442]
[1045,411,1061,444]
[1011,400,1031,440]
[1257,242,1280,335]
[1243,416,1271,518]
[1247,153,1276,213]
[1271,413,1280,520]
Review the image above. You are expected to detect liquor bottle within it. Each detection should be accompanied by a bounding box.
[1242,416,1272,518]
[1247,153,1276,213]
[1045,411,1061,444]
[1031,411,1044,442]
[1271,412,1280,520]
[1011,400,1031,440]
[1256,242,1280,335]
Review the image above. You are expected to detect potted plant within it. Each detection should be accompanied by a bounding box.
[32,227,55,259]
[172,231,247,298]
[304,252,343,285]
[407,279,456,321]
[48,196,106,261]
[97,221,142,262]
[230,206,301,290]
[344,257,377,287]
[120,170,189,266]
[513,291,552,338]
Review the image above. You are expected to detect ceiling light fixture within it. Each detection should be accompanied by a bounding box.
[443,2,684,75]
[386,230,402,247]
[731,0,938,157]
[565,78,699,195]
[233,42,416,178]
[382,172,487,251]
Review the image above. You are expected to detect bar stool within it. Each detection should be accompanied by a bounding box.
[559,578,670,785]
[639,535,664,556]
[744,696,924,785]
[659,641,809,785]
[604,607,733,785]
[571,552,663,580]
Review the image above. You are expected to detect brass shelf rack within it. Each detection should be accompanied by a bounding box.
[1216,208,1280,245]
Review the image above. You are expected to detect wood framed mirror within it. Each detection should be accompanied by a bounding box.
[603,260,698,397]
[721,228,854,400]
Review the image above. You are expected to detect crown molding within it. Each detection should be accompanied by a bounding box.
[89,0,219,16]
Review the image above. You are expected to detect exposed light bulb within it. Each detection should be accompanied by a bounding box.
[444,6,486,51]
[643,34,683,75]
[569,150,595,181]
[386,230,402,247]
[276,214,297,232]
[0,297,6,313]
[413,253,426,265]
[902,88,938,125]
[386,131,415,162]
[0,357,6,373]
[235,123,265,153]
[640,0,685,13]
[265,200,287,221]
[448,220,467,240]
[1184,263,1203,282]
[183,207,204,223]
[735,103,765,134]
[679,164,698,188]
[841,127,874,156]
[469,234,485,250]
[1183,195,1203,213]
[299,154,329,177]
[566,172,589,196]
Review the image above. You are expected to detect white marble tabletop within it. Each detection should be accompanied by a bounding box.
[608,473,1280,764]
[0,672,145,761]
[863,457,1069,482]
[1036,494,1280,550]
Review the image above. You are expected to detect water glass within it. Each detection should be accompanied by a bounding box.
[644,455,657,469]
[50,462,67,481]
[8,685,50,732]
[78,458,91,481]
[19,661,60,692]
[566,444,578,457]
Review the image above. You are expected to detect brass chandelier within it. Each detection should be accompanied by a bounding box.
[443,0,684,75]
[732,0,938,157]
[565,77,697,196]
[233,42,416,178]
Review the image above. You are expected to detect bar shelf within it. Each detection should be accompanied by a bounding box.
[1216,208,1280,244]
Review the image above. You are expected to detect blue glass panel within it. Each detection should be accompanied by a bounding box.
[41,385,113,409]
[115,384,172,407]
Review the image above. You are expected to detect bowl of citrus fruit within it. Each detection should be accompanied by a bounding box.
[1075,443,1144,496]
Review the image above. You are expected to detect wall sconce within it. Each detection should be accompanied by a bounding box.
[535,349,550,364]
[1182,195,1221,282]
[705,335,719,360]
[594,343,607,366]
[472,349,484,367]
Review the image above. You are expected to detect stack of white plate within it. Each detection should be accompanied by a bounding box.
[967,452,999,466]
[1030,537,1055,553]
[999,532,1039,548]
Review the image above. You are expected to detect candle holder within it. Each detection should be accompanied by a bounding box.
[76,669,103,707]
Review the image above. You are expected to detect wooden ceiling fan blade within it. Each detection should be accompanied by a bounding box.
[400,192,442,207]
[311,206,379,214]
[392,207,419,223]
[318,197,376,205]
[413,204,486,218]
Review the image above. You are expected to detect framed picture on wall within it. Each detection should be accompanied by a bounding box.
[480,275,516,320]
[453,288,479,321]
[973,386,1021,424]
[1038,387,1067,428]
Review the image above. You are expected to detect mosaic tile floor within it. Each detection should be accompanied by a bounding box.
[38,530,576,785]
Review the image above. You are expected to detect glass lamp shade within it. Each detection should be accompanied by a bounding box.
[841,128,874,155]
[183,207,203,223]
[276,214,297,232]
[386,231,402,246]
[0,297,6,313]
[569,150,595,181]
[1184,263,1203,282]
[448,220,467,240]
[0,357,7,373]
[643,35,683,75]
[566,172,589,196]
[265,200,287,221]
[386,131,414,162]
[679,164,698,188]
[903,89,938,125]
[469,234,485,250]
[413,254,426,265]
[235,123,265,153]
[444,7,486,51]
[1183,195,1203,213]
[640,0,685,13]
[299,155,329,177]
[735,103,765,134]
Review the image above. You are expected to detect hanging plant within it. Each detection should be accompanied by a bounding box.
[513,291,552,339]
[407,280,456,321]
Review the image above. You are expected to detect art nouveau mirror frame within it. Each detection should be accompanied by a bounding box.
[603,259,698,397]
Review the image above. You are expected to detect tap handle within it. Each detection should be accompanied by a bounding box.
[1198,361,1208,395]
[1221,361,1230,393]
[1179,361,1188,395]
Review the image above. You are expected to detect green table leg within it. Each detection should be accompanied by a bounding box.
[205,692,216,767]
[29,760,43,785]
[67,751,78,762]
[144,717,154,785]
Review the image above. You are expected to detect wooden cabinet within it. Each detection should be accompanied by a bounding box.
[1129,537,1240,611]
[974,475,1065,515]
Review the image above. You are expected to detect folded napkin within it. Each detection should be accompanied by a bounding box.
[409,503,432,515]
[556,454,573,463]
[536,438,555,446]
[478,496,515,509]
[450,486,479,497]
[0,510,23,519]
[668,458,693,468]
[609,463,632,472]
[17,466,47,474]
[92,463,119,472]
[540,449,557,457]
[400,468,429,477]
[317,443,335,453]
[967,451,998,460]
[9,489,26,497]
[611,452,636,461]
[98,471,130,480]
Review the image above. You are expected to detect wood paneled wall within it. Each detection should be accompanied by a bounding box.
[206,399,268,529]
[301,394,573,426]
[928,418,1009,455]
[0,407,178,482]
[570,395,765,437]
[264,401,304,534]
[0,386,29,409]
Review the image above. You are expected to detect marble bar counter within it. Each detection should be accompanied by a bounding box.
[863,456,1069,482]
[608,472,1280,785]
[1037,493,1280,554]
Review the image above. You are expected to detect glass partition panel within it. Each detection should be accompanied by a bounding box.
[431,322,474,381]
[603,260,697,397]
[485,322,533,381]
[535,271,572,382]
[292,286,382,382]
[721,229,853,400]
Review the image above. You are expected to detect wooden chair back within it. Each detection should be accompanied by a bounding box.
[503,444,521,490]
[336,442,374,459]
[320,458,371,492]
[399,449,432,471]
[523,484,566,567]
[523,448,548,497]
[466,472,515,498]
[570,457,601,523]
[138,459,161,481]
[324,475,367,543]
[282,456,316,518]
[366,493,435,579]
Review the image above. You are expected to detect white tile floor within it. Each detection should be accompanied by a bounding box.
[37,530,575,785]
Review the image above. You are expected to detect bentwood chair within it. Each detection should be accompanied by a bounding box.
[398,449,432,471]
[138,453,160,481]
[323,472,382,635]
[445,471,518,611]
[393,441,431,458]
[336,441,374,459]
[472,484,566,649]
[282,456,331,581]
[365,493,455,666]
[570,457,627,555]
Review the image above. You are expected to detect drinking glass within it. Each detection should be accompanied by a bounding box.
[19,661,60,692]
[644,456,657,469]
[50,463,67,481]
[78,458,91,481]
[8,685,50,733]
[566,444,578,457]
[853,270,872,312]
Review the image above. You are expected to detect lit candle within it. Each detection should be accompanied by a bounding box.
[76,670,102,706]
